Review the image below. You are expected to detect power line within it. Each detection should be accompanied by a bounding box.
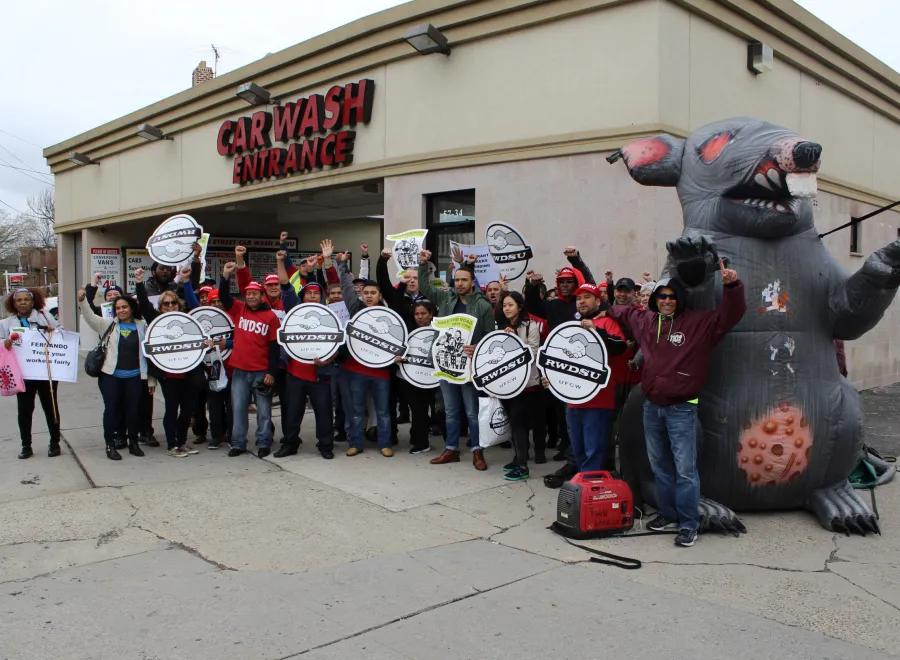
[0,128,43,150]
[0,197,25,215]
[0,155,54,186]
[0,142,48,176]
[0,159,53,179]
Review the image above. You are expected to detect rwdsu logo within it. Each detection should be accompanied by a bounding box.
[668,332,685,346]
[239,317,270,335]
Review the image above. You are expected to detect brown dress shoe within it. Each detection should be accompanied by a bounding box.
[430,449,460,465]
[472,449,488,471]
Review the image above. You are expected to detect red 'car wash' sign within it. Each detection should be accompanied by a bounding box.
[217,78,374,186]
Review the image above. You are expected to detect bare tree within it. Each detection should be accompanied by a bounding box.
[0,211,30,261]
[25,189,55,248]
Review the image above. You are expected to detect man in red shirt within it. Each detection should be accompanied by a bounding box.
[548,283,627,473]
[218,261,280,458]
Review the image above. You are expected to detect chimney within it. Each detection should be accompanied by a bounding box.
[192,60,215,87]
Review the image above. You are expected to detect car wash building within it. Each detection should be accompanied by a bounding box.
[45,0,900,389]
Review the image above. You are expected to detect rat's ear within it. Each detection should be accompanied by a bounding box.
[617,135,685,187]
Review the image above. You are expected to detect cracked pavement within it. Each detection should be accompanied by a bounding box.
[0,376,898,659]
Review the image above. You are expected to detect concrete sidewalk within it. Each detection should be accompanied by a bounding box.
[1,373,898,659]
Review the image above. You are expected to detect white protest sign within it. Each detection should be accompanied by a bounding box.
[101,301,115,319]
[146,214,203,267]
[196,233,210,283]
[537,321,612,405]
[472,330,534,399]
[278,303,346,364]
[346,307,408,369]
[189,306,235,360]
[431,313,477,384]
[386,229,428,277]
[141,312,208,374]
[485,223,533,281]
[125,249,155,294]
[328,301,351,327]
[11,329,80,383]
[398,327,440,388]
[90,248,121,288]
[449,241,501,285]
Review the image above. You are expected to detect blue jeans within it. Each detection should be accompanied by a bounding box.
[346,370,390,450]
[440,382,480,452]
[230,369,273,450]
[565,407,613,472]
[642,400,700,531]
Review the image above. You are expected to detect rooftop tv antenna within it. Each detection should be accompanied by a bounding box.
[211,44,221,75]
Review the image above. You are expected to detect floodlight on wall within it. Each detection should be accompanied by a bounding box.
[747,42,774,75]
[67,152,98,166]
[403,24,451,55]
[135,123,172,141]
[236,82,277,105]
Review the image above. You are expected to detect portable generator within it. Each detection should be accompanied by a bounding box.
[555,471,634,538]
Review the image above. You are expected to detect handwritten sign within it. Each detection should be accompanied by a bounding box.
[449,242,500,285]
[328,301,351,327]
[11,329,80,383]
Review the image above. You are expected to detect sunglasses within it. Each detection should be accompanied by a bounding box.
[161,300,180,307]
[656,292,677,301]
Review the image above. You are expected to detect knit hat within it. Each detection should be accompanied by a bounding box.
[105,285,124,297]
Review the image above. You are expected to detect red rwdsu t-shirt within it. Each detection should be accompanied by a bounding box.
[570,317,625,410]
[287,359,317,382]
[225,300,279,372]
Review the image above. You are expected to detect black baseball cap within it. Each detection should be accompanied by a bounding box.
[614,277,636,291]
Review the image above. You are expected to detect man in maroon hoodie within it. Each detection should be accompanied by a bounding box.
[605,260,746,548]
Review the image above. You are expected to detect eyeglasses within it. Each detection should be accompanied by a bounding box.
[655,292,677,301]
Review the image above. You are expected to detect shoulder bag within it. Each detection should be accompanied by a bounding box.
[84,322,115,378]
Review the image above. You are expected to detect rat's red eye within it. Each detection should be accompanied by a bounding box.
[698,132,733,163]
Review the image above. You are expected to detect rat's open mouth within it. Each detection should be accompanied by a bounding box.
[725,160,817,215]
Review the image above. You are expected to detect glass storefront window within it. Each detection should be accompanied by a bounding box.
[425,190,475,277]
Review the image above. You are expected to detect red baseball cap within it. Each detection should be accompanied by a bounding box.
[198,286,213,296]
[264,274,279,285]
[245,282,265,292]
[207,290,220,303]
[574,283,603,298]
[597,282,608,289]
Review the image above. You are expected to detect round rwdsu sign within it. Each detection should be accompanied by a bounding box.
[141,312,208,374]
[399,327,440,389]
[146,214,203,266]
[472,330,534,399]
[189,306,235,360]
[537,321,611,405]
[346,307,408,369]
[485,222,533,281]
[277,303,345,364]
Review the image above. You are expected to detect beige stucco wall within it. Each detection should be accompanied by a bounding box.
[383,153,900,389]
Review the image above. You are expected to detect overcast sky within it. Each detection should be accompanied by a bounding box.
[1,0,897,218]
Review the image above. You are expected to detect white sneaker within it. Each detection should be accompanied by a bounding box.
[179,445,200,455]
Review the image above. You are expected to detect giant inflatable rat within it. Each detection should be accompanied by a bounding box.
[613,117,899,534]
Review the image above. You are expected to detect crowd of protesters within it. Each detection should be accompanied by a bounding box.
[6,230,761,548]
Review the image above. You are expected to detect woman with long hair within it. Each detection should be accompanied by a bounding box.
[0,288,62,459]
[78,289,148,460]
[494,291,542,481]
[135,268,203,458]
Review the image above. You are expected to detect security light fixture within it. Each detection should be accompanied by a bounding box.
[747,42,774,75]
[404,24,451,56]
[236,82,277,105]
[67,152,98,166]
[136,123,172,141]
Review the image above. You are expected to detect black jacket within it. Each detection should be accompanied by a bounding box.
[524,253,597,331]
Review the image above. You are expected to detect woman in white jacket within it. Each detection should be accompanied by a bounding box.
[77,288,152,461]
[494,291,541,482]
[0,288,61,459]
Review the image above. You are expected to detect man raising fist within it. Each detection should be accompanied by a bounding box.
[604,254,746,548]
